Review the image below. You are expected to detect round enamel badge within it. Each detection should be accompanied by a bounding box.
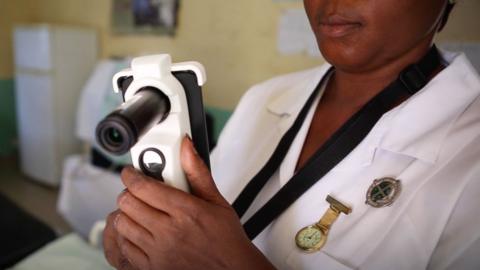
[366,178,401,208]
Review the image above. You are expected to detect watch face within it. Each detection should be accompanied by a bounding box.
[295,225,327,252]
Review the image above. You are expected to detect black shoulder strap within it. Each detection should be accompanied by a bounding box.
[232,68,333,218]
[232,46,442,240]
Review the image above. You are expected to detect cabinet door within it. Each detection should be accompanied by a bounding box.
[13,26,53,71]
[15,73,58,185]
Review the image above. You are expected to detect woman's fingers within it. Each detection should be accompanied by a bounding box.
[180,136,228,206]
[119,136,229,221]
[121,166,198,215]
[104,211,121,268]
[104,211,136,270]
[117,190,170,234]
[115,211,154,252]
[117,235,150,270]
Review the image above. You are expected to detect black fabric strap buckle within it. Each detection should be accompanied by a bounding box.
[399,64,427,94]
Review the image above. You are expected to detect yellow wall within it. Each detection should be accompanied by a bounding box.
[0,0,32,79]
[1,0,480,109]
[437,0,480,42]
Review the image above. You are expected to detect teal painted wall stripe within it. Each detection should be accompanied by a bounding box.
[0,79,17,156]
[205,107,232,144]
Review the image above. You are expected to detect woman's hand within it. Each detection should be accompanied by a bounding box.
[103,136,275,270]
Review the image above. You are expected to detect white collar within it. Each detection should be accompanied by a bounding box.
[265,51,480,167]
[378,51,480,163]
[266,64,331,117]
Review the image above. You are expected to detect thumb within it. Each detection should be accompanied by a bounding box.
[180,135,227,206]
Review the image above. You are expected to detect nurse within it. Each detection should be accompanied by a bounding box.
[104,0,480,269]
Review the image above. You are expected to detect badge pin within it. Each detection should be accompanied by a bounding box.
[366,177,401,208]
[295,195,351,253]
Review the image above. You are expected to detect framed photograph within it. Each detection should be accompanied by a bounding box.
[112,0,180,36]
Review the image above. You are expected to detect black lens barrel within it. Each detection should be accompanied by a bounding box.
[96,87,170,155]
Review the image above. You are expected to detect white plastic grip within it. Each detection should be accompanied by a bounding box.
[112,54,206,193]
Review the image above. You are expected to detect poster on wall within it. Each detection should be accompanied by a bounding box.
[278,8,321,58]
[112,0,180,36]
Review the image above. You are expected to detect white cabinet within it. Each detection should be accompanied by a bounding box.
[15,73,57,183]
[14,26,53,70]
[14,24,97,186]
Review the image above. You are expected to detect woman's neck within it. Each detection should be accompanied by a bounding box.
[326,39,435,107]
[295,39,438,171]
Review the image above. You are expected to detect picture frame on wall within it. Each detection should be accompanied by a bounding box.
[112,0,180,36]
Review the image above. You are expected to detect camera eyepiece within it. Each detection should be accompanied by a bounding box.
[105,127,123,146]
[95,87,170,155]
[96,114,137,155]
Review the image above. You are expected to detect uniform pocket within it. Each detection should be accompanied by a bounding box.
[286,249,354,270]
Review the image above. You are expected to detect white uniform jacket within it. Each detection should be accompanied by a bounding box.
[210,51,480,270]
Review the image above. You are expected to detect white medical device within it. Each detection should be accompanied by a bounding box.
[96,55,210,192]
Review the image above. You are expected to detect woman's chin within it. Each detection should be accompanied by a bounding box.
[320,43,374,73]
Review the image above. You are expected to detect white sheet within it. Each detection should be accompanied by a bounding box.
[58,155,124,237]
[9,234,112,270]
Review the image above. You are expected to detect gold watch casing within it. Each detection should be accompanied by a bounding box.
[295,225,327,252]
[295,195,351,253]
